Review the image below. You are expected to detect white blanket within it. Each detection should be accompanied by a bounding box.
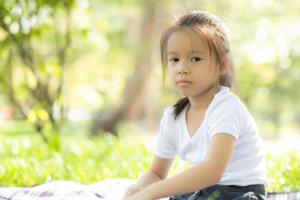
[1,180,295,200]
[0,179,143,200]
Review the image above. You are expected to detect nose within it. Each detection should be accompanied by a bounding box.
[177,60,190,75]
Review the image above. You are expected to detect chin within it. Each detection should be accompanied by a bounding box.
[178,91,192,97]
[179,90,207,98]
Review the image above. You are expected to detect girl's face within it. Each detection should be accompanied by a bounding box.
[167,29,225,98]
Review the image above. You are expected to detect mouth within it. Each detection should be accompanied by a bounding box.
[177,80,192,86]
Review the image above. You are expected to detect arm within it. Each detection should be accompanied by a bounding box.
[136,156,174,187]
[133,133,236,199]
[124,156,174,197]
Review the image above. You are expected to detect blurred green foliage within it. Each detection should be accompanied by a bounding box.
[266,151,300,192]
[0,0,299,194]
[0,0,81,141]
[0,133,299,192]
[0,0,300,138]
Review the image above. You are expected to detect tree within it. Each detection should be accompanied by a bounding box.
[89,0,166,135]
[0,0,76,143]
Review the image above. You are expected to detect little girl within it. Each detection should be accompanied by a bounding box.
[123,11,268,200]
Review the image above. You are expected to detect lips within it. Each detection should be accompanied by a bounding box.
[177,80,192,86]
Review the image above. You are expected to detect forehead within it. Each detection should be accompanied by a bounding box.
[167,29,209,55]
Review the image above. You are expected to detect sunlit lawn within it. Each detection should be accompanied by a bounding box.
[0,121,299,193]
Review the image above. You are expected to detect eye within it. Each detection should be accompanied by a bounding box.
[169,58,179,63]
[191,57,202,62]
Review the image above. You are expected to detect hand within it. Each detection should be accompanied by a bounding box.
[122,189,153,200]
[123,184,142,198]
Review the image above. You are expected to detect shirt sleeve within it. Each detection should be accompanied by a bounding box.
[154,108,177,159]
[207,101,242,140]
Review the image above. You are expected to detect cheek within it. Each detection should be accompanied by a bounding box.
[167,70,174,84]
[194,65,219,81]
[206,66,216,75]
[203,61,219,74]
[167,66,176,78]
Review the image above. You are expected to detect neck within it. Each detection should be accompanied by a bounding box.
[188,83,220,111]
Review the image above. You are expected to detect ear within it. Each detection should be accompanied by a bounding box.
[219,55,229,75]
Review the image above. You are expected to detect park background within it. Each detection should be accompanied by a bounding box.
[0,0,299,193]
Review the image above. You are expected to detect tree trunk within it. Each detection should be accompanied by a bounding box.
[90,1,158,136]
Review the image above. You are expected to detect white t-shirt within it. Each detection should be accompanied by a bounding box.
[155,86,268,187]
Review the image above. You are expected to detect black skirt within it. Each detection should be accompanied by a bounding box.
[169,184,266,200]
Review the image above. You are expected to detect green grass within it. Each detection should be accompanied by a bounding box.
[266,150,300,192]
[0,132,299,192]
[0,133,153,186]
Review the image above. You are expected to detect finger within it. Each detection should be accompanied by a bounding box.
[124,190,134,197]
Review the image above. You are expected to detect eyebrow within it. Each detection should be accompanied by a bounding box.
[167,50,204,55]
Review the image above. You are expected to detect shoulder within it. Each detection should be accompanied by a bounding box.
[164,106,175,116]
[206,87,247,139]
[159,106,175,126]
[160,105,187,131]
[161,106,174,120]
[208,86,244,117]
